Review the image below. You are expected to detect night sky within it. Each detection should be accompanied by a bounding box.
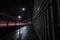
[0,0,34,21]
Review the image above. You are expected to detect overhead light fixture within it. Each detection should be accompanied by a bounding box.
[18,15,21,19]
[22,8,25,11]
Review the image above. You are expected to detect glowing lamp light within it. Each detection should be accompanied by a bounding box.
[18,16,21,19]
[22,8,25,11]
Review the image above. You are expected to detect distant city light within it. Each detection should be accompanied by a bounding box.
[22,8,25,11]
[18,16,21,19]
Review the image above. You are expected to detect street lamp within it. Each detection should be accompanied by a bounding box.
[22,8,25,11]
[18,15,22,19]
[18,15,22,26]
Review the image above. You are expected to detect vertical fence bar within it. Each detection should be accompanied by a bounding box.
[7,20,9,27]
[15,21,16,26]
[19,21,20,26]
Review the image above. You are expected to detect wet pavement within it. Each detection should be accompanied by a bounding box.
[0,25,39,40]
[18,26,39,40]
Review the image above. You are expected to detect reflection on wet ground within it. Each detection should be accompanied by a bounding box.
[0,25,39,40]
[18,26,39,40]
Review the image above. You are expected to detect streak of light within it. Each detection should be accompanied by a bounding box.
[0,24,7,27]
[8,23,15,26]
[0,21,27,27]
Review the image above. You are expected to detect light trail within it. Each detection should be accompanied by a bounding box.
[0,21,27,27]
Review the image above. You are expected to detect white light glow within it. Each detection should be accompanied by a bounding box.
[20,26,27,34]
[22,8,25,11]
[18,16,21,19]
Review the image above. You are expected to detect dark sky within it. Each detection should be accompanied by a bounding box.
[0,0,34,20]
